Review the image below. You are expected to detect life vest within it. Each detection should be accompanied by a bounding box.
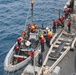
[53,20,57,25]
[64,9,69,14]
[61,16,65,21]
[68,8,72,12]
[47,34,52,39]
[15,46,19,50]
[30,50,35,57]
[17,37,22,44]
[67,21,71,26]
[41,38,45,43]
[57,20,61,24]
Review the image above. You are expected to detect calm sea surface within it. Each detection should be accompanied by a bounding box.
[0,0,66,75]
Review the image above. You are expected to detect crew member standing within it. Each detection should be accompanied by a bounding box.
[30,48,35,65]
[14,45,19,55]
[40,35,45,53]
[52,20,57,33]
[22,30,26,39]
[61,15,65,27]
[57,19,62,28]
[46,31,52,47]
[31,25,35,33]
[64,8,69,19]
[67,20,72,33]
[17,37,22,47]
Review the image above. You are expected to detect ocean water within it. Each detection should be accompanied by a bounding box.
[0,0,67,75]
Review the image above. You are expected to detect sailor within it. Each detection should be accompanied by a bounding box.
[17,37,21,47]
[67,20,72,33]
[38,53,43,67]
[17,37,23,47]
[68,7,72,14]
[40,35,45,53]
[30,48,35,65]
[57,19,62,28]
[22,30,26,39]
[31,25,35,33]
[52,19,57,33]
[64,8,69,19]
[46,31,52,47]
[61,15,65,27]
[14,45,19,54]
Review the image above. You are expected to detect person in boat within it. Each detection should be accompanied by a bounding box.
[22,30,26,39]
[17,37,23,47]
[38,52,43,67]
[40,35,45,53]
[31,25,35,33]
[14,45,19,55]
[46,31,52,47]
[30,48,35,65]
[52,19,57,33]
[67,19,72,33]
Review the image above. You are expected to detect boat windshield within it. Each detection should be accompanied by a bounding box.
[29,33,39,40]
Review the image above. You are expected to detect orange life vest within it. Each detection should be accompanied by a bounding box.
[67,22,71,26]
[57,20,61,24]
[53,20,57,25]
[47,34,52,39]
[41,38,45,43]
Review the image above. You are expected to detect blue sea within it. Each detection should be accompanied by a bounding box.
[0,0,67,75]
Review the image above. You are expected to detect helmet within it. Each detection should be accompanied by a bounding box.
[32,25,35,29]
[17,37,21,41]
[48,31,53,35]
[40,35,44,38]
[30,48,33,51]
[15,46,19,50]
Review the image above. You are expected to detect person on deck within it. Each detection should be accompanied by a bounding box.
[61,15,65,27]
[67,20,72,33]
[64,8,69,19]
[52,20,57,33]
[46,31,52,47]
[30,48,35,65]
[57,19,62,28]
[40,35,45,53]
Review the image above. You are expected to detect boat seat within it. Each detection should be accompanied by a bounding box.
[21,49,30,51]
[13,55,27,58]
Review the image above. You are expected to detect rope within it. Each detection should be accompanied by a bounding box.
[23,1,32,31]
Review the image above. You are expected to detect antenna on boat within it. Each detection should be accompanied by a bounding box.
[31,0,34,24]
